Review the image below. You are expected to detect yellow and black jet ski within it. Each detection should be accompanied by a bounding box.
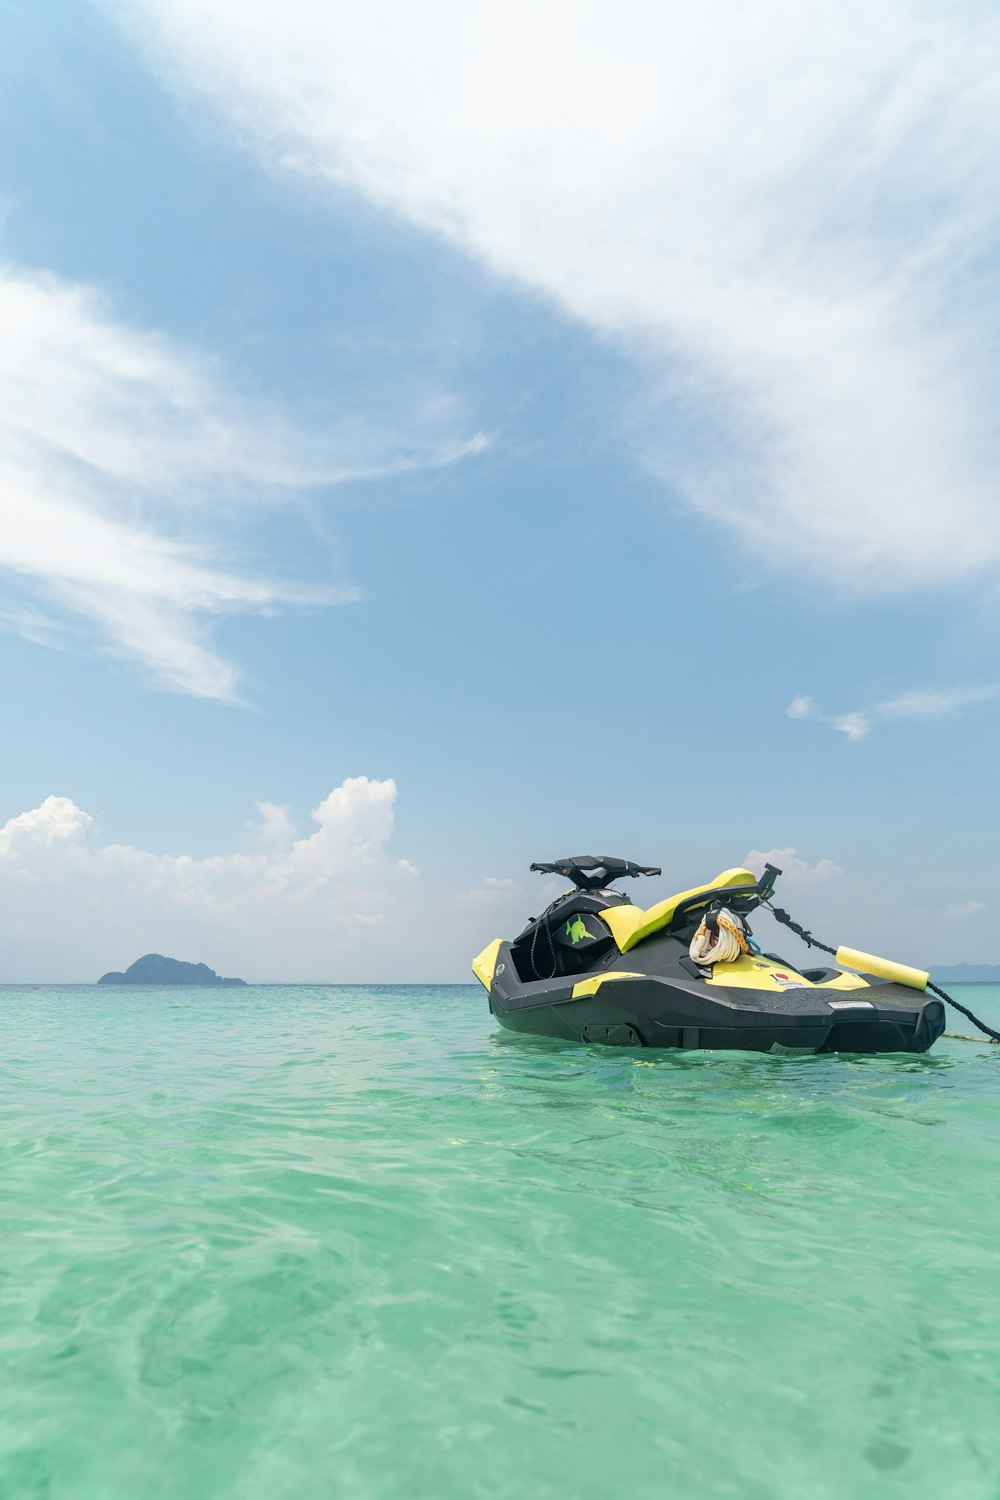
[471,856,948,1054]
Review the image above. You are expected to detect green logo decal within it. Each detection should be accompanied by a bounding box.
[565,917,591,945]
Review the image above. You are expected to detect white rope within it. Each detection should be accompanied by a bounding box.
[689,907,749,966]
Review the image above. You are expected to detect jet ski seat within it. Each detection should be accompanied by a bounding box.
[598,868,757,954]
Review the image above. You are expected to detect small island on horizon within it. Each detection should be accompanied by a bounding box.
[98,954,247,987]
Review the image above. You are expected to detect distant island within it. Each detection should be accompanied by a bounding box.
[98,954,247,986]
[931,963,1000,985]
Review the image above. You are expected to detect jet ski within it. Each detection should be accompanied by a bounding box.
[471,856,947,1054]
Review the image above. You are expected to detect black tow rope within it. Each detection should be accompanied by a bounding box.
[766,906,838,960]
[766,904,1000,1046]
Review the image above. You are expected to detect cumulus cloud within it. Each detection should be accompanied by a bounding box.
[104,0,1000,591]
[743,847,842,887]
[788,684,996,740]
[0,794,94,857]
[0,266,486,699]
[0,777,419,978]
[741,846,850,962]
[247,801,295,846]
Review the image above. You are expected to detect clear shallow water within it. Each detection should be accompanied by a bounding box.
[2,984,1000,1500]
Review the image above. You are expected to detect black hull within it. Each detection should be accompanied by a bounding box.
[486,947,946,1056]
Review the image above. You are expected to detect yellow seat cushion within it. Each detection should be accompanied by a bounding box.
[599,868,757,954]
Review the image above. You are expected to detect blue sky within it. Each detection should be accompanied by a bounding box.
[2,0,999,979]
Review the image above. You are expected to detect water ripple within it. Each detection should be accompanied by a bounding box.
[1,984,999,1499]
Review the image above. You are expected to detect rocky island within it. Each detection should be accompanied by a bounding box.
[98,954,247,986]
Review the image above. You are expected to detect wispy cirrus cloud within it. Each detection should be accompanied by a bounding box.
[103,0,1000,592]
[0,266,486,699]
[787,684,997,741]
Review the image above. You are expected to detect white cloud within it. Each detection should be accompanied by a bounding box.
[877,686,998,720]
[742,847,848,963]
[247,801,295,846]
[0,776,422,978]
[788,684,996,740]
[830,712,871,743]
[458,877,520,900]
[3,786,994,977]
[104,0,1000,591]
[0,266,486,699]
[455,875,565,953]
[945,900,987,920]
[0,795,94,857]
[0,782,584,979]
[743,847,842,887]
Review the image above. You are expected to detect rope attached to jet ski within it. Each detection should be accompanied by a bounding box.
[759,904,838,960]
[529,900,559,981]
[927,983,1000,1045]
[764,903,1000,1046]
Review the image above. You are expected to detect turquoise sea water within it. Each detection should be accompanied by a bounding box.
[2,983,999,1500]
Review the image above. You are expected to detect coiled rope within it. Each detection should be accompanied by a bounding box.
[689,908,750,965]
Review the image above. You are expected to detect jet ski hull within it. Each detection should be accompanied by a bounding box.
[474,859,947,1055]
[485,953,946,1055]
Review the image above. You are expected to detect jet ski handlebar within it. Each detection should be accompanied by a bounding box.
[530,856,662,892]
[529,857,782,902]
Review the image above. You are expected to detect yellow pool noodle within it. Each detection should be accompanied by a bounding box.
[835,946,929,991]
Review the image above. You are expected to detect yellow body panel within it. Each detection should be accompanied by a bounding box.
[595,905,648,949]
[472,938,503,992]
[571,971,645,999]
[705,955,812,990]
[705,956,872,993]
[600,867,757,954]
[835,946,929,992]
